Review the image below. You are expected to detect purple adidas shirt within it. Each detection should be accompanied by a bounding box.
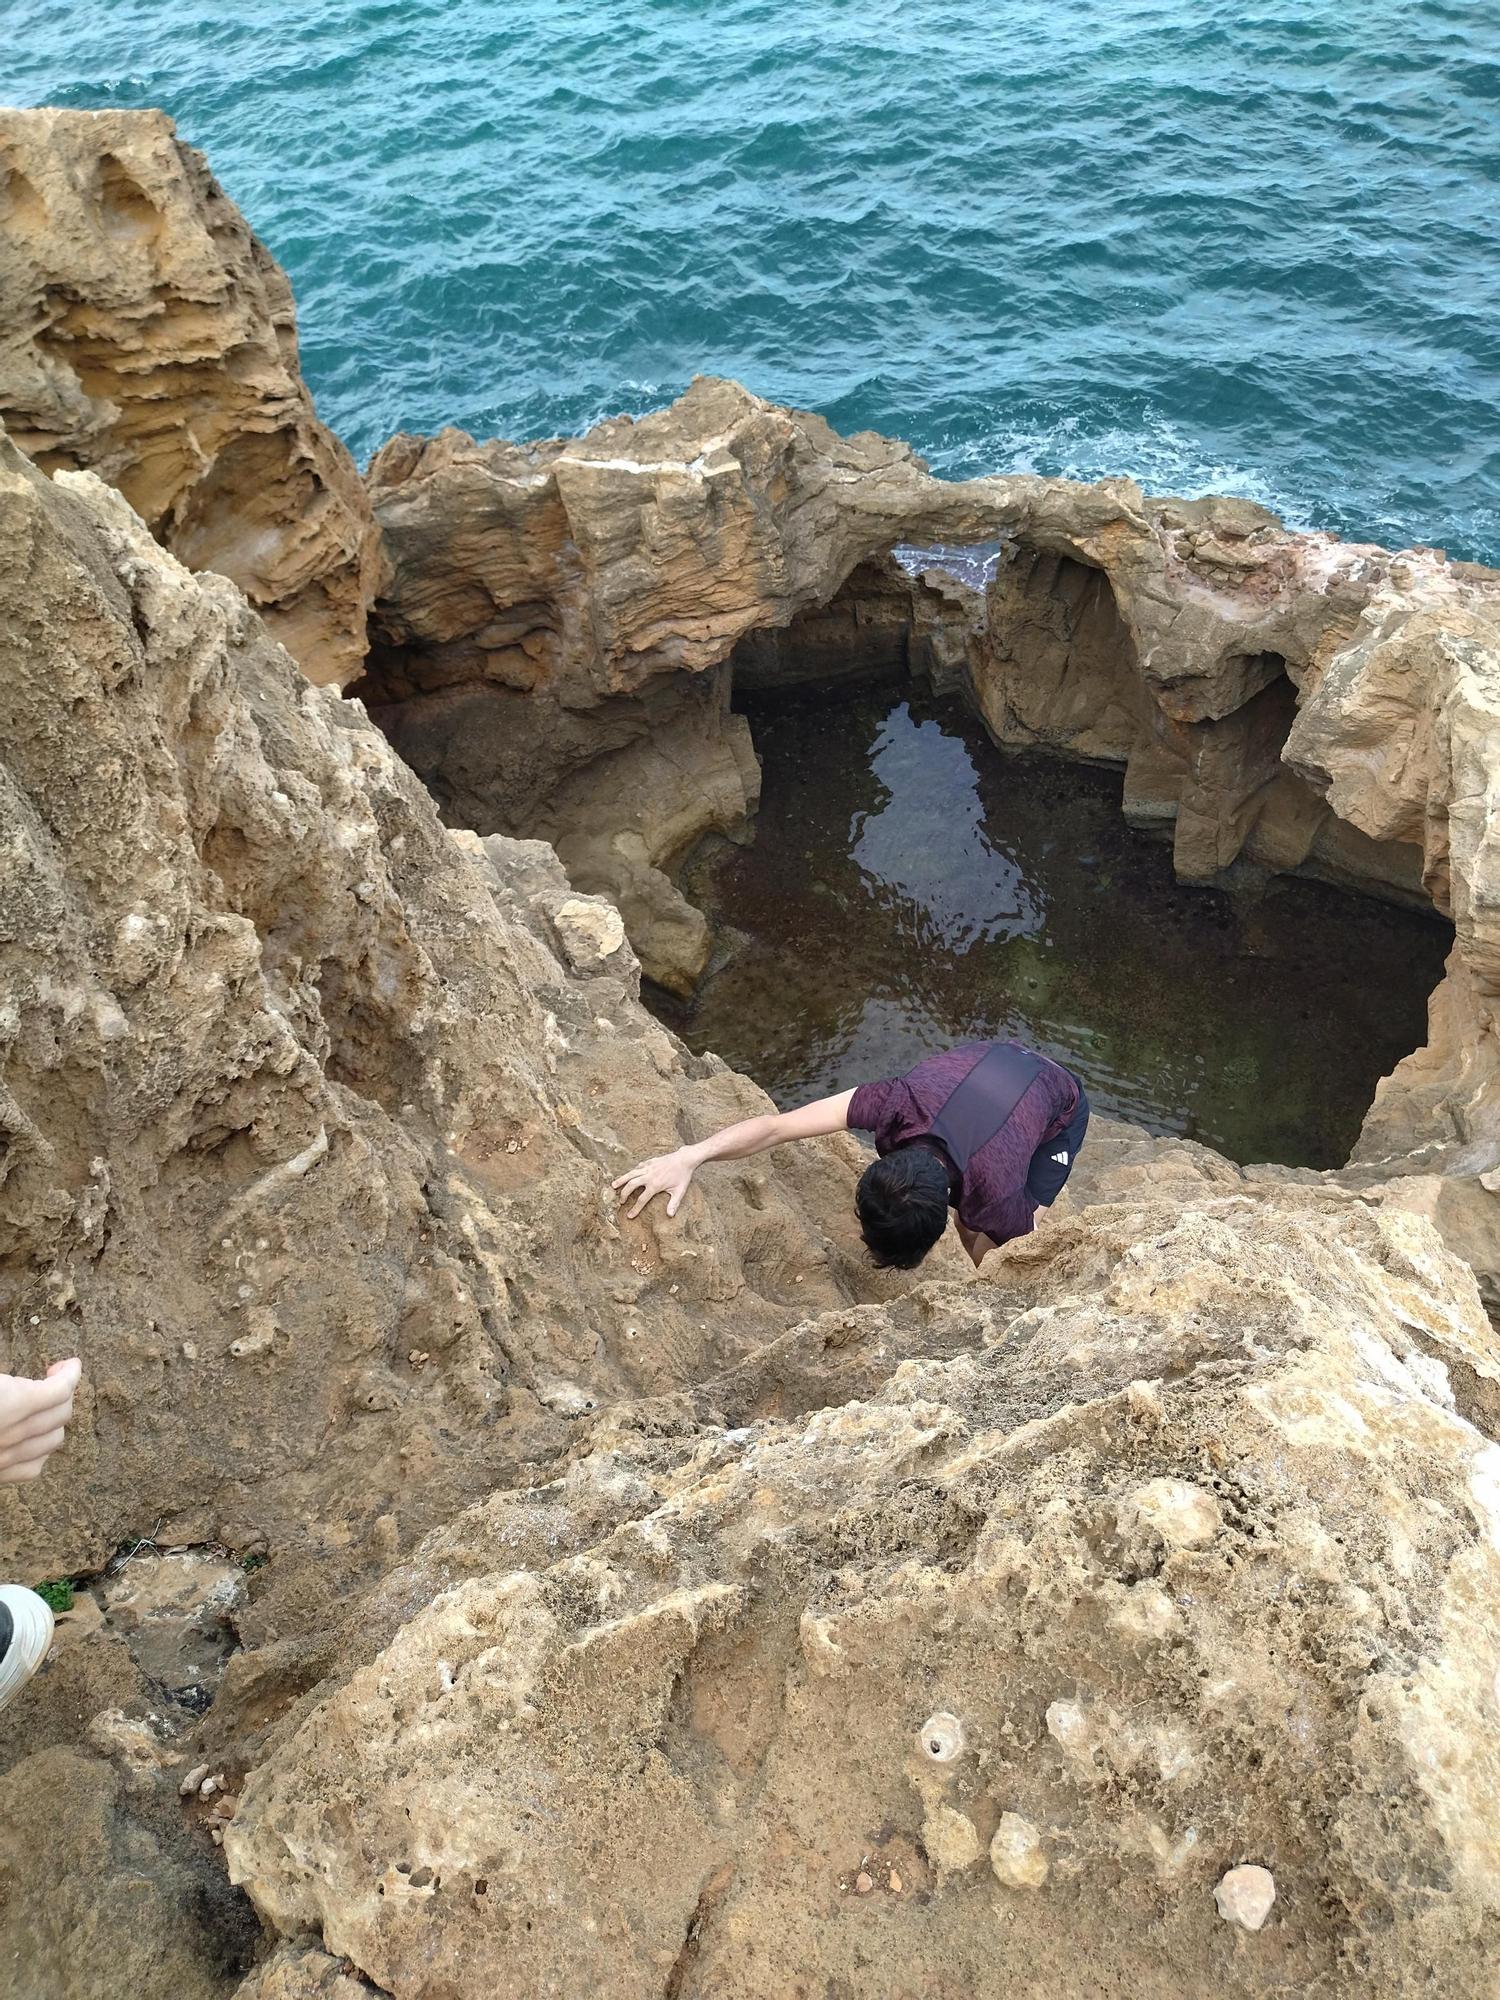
[847,1041,1080,1246]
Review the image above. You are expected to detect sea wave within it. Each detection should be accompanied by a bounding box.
[9,0,1498,561]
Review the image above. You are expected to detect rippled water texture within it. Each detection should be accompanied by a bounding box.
[666,684,1454,1168]
[10,1,1498,559]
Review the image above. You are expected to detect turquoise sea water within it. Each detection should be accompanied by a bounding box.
[8,1,1499,561]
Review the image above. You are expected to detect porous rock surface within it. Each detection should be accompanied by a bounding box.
[226,1175,1500,1999]
[0,107,385,685]
[0,432,904,1581]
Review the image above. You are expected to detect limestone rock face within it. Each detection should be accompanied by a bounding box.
[0,436,903,1577]
[225,1184,1500,2000]
[0,108,385,685]
[4,144,1500,1994]
[360,379,1500,1288]
[1286,568,1500,1243]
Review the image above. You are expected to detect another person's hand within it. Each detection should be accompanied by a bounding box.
[612,1150,697,1219]
[0,1358,82,1483]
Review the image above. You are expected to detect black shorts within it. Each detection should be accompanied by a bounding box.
[1024,1087,1090,1208]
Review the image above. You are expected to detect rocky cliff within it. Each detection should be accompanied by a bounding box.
[3,114,1500,2000]
[358,379,1500,1299]
[0,433,906,1584]
[0,109,385,685]
[3,426,1500,2000]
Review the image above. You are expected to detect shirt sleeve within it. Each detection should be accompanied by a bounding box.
[846,1079,901,1138]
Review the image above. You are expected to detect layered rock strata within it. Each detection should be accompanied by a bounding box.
[0,108,385,685]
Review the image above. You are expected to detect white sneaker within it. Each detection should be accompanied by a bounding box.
[0,1585,55,1716]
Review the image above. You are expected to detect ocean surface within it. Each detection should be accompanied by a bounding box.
[9,1,1498,562]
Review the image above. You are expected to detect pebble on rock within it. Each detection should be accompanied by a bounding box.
[990,1813,1049,1889]
[1214,1864,1276,1931]
[923,1804,982,1874]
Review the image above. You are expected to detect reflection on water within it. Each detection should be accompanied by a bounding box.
[659,681,1454,1170]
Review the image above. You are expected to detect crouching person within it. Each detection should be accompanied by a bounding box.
[613,1038,1089,1270]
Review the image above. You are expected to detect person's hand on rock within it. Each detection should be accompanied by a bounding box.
[612,1151,697,1218]
[0,1358,82,1483]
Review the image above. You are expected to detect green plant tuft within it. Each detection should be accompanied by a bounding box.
[34,1578,74,1613]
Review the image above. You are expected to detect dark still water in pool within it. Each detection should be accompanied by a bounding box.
[661,683,1454,1169]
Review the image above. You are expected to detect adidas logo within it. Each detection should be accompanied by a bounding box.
[1051,1151,1069,1166]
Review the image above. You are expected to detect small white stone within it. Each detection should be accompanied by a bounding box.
[1108,1582,1182,1644]
[1214,1864,1276,1931]
[1125,1477,1222,1549]
[990,1813,1048,1889]
[553,898,625,971]
[1045,1699,1092,1755]
[179,1763,209,1797]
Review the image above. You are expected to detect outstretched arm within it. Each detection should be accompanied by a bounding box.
[612,1089,857,1219]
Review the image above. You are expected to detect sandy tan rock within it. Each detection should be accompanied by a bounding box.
[233,1946,381,2000]
[360,380,1500,1293]
[990,1812,1049,1890]
[0,108,385,684]
[226,1187,1500,2000]
[5,136,1500,1998]
[0,437,896,1577]
[551,896,627,970]
[354,380,1379,864]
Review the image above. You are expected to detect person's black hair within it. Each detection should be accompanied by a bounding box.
[855,1146,951,1270]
